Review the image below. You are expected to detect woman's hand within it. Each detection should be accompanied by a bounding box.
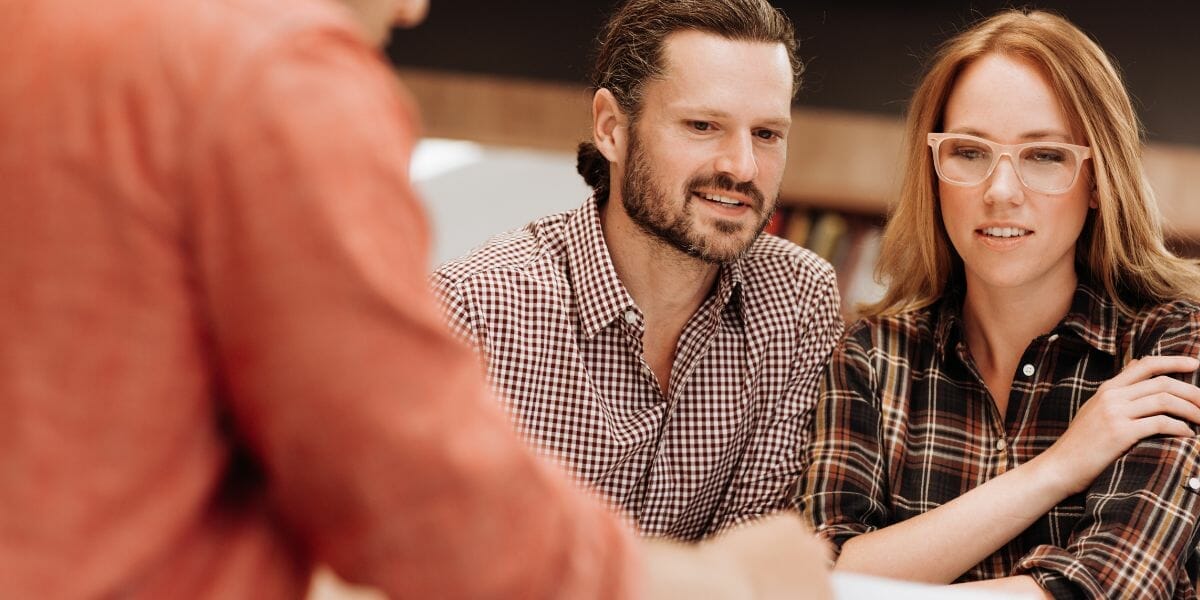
[1039,355,1200,496]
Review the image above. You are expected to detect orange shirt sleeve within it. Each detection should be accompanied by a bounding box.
[183,25,639,598]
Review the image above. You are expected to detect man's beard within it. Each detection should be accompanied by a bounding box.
[620,130,775,264]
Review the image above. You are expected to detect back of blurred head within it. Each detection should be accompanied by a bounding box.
[867,9,1200,318]
[575,0,803,204]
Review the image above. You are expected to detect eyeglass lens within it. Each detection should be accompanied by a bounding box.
[936,137,1080,193]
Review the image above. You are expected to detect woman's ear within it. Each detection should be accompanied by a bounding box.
[592,88,628,164]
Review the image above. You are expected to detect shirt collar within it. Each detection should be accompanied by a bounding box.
[567,197,639,339]
[933,274,1120,356]
[1058,276,1121,355]
[933,284,964,356]
[717,257,745,317]
[566,197,746,339]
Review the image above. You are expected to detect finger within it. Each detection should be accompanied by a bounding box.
[1125,392,1200,426]
[1117,376,1200,408]
[1133,414,1196,440]
[1107,355,1200,389]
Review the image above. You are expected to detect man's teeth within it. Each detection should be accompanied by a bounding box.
[699,192,741,206]
[981,227,1030,238]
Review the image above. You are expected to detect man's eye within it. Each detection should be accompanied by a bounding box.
[690,121,711,132]
[755,129,780,141]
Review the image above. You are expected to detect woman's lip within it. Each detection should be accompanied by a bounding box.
[974,229,1033,250]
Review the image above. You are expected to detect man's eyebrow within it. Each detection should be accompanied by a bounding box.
[669,105,792,128]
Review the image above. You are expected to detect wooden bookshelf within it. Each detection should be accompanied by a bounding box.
[397,67,1200,240]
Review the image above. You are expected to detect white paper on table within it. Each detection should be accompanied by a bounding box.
[832,572,1037,600]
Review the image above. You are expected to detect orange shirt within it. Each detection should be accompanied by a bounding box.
[0,0,636,597]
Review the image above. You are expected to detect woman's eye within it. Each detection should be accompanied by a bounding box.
[954,146,987,160]
[690,121,711,132]
[1029,149,1066,163]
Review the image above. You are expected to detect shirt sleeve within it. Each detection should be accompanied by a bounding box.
[429,271,481,352]
[1014,305,1200,598]
[184,27,639,599]
[798,320,892,559]
[712,259,844,533]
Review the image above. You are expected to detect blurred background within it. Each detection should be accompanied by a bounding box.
[387,1,1200,316]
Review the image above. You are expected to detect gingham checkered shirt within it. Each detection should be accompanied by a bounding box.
[432,197,843,540]
[801,279,1200,598]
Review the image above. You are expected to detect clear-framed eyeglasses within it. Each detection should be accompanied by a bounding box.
[927,133,1093,194]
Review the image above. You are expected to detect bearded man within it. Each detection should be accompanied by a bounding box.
[432,0,843,542]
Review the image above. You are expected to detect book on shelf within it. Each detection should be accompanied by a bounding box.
[771,205,885,320]
[782,208,812,248]
[840,225,886,319]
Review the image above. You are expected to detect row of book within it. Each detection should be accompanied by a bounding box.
[765,206,886,320]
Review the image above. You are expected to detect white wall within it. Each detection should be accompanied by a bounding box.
[413,140,590,266]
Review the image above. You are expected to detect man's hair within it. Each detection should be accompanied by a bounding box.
[576,0,802,202]
[864,9,1200,318]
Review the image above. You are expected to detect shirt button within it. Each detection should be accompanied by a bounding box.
[1021,364,1035,377]
[996,439,1007,451]
[623,309,638,325]
[1188,477,1200,492]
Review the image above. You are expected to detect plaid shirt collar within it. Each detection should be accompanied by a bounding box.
[566,197,745,340]
[933,274,1121,357]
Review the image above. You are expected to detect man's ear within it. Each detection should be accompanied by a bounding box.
[592,88,628,164]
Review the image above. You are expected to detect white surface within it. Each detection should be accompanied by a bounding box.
[413,140,589,266]
[833,573,1034,600]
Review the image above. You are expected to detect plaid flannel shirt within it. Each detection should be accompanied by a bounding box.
[802,278,1200,598]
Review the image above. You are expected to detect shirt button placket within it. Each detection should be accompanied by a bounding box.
[993,434,1011,476]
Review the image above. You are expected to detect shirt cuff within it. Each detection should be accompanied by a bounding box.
[1013,544,1099,599]
[813,521,875,563]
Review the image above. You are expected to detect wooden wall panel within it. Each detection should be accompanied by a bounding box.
[398,67,1200,238]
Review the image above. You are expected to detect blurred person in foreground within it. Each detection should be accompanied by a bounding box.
[432,0,843,542]
[0,0,831,597]
[800,9,1200,598]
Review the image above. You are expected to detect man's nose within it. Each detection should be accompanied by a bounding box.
[714,134,759,183]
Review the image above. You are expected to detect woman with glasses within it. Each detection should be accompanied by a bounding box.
[800,9,1200,598]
